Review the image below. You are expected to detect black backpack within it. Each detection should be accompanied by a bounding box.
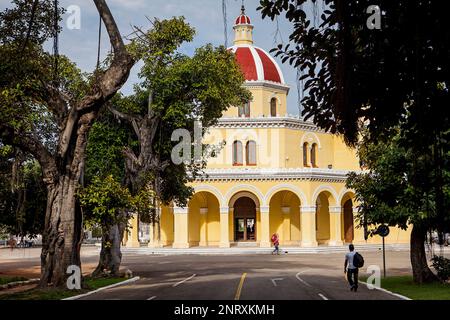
[353,252,364,268]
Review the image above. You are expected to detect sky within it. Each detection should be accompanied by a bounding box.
[1,0,301,115]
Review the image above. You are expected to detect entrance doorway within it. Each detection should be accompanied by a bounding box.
[235,218,255,241]
[234,197,256,241]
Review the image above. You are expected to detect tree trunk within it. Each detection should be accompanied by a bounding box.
[410,224,438,284]
[92,219,126,277]
[39,175,83,287]
[0,0,134,289]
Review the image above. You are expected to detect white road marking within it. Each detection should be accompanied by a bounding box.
[147,296,157,300]
[318,293,329,300]
[271,278,284,287]
[295,271,312,288]
[172,274,196,287]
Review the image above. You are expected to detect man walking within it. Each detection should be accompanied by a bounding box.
[344,244,359,292]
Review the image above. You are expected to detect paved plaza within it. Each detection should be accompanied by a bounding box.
[2,245,442,300]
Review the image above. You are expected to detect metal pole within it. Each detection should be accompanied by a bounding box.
[382,236,386,278]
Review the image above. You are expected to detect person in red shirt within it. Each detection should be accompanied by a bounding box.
[271,233,280,255]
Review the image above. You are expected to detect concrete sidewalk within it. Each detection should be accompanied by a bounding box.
[0,246,99,260]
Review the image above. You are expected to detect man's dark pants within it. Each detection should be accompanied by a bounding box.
[347,268,359,289]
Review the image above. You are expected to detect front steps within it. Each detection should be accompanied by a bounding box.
[122,243,410,255]
[231,241,259,247]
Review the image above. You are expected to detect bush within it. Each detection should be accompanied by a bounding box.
[431,255,450,281]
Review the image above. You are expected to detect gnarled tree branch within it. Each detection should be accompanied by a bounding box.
[40,82,69,125]
[57,0,135,161]
[77,0,135,113]
[108,105,142,139]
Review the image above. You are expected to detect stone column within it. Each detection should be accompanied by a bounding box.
[122,226,128,246]
[307,145,313,167]
[260,206,271,247]
[126,213,140,248]
[148,206,163,248]
[172,207,190,248]
[329,206,344,246]
[199,208,208,247]
[300,206,318,247]
[220,207,230,248]
[282,207,291,244]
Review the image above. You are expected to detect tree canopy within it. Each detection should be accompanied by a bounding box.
[258,0,450,283]
[258,0,450,146]
[0,147,46,238]
[347,128,450,283]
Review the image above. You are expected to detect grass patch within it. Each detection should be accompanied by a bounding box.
[361,275,450,300]
[0,276,28,285]
[83,277,126,290]
[0,276,127,300]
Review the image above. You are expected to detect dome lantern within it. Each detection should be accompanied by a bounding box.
[233,4,254,45]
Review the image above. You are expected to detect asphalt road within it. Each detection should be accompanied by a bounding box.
[78,252,412,300]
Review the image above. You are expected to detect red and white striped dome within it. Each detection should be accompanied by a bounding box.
[235,5,251,25]
[235,14,251,25]
[228,45,285,84]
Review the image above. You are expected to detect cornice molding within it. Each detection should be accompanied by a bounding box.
[244,80,290,92]
[329,206,342,214]
[301,205,317,213]
[194,168,358,183]
[213,116,322,132]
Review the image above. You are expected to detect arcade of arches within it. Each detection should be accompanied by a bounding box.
[124,185,411,248]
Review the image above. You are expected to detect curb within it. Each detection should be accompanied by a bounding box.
[62,276,140,300]
[358,281,412,300]
[0,278,40,290]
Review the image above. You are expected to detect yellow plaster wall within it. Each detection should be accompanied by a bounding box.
[316,193,331,243]
[204,127,360,171]
[269,195,283,240]
[160,206,174,245]
[187,192,221,246]
[290,205,301,242]
[332,135,360,171]
[353,224,411,245]
[268,191,301,244]
[206,198,220,244]
[188,203,200,245]
[222,86,288,118]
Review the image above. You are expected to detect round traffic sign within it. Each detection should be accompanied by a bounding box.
[377,225,390,237]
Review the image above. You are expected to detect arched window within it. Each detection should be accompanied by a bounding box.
[246,141,257,165]
[311,143,317,167]
[303,142,309,167]
[238,102,250,118]
[233,141,243,165]
[270,97,277,117]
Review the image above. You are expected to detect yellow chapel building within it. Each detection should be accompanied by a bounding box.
[124,7,410,249]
